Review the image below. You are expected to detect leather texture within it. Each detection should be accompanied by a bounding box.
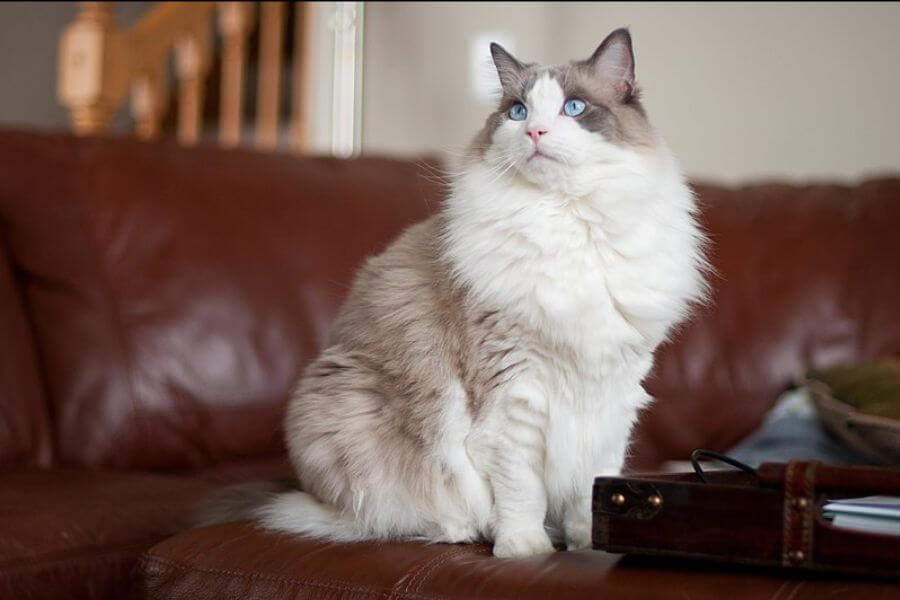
[0,461,290,600]
[0,469,212,600]
[2,128,900,598]
[0,130,441,470]
[138,522,900,600]
[4,130,900,472]
[636,178,900,468]
[0,235,51,467]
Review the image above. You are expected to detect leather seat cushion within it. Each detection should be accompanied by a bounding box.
[0,459,289,600]
[137,522,900,599]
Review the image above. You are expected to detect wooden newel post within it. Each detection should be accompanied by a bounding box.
[57,2,128,134]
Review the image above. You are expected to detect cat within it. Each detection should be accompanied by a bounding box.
[198,27,709,558]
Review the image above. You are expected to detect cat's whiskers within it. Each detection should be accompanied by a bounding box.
[434,157,509,182]
[452,150,522,184]
[416,160,458,189]
[483,154,521,187]
[432,146,521,183]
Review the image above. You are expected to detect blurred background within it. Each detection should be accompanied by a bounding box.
[2,1,899,184]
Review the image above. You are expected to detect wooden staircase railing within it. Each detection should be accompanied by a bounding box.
[57,1,316,153]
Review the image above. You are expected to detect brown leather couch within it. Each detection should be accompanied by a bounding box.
[1,129,898,599]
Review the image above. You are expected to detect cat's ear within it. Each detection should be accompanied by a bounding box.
[490,43,526,93]
[587,28,636,101]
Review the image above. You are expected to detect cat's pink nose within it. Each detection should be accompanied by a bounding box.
[526,128,548,143]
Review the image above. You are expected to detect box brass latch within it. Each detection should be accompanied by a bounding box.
[595,481,664,520]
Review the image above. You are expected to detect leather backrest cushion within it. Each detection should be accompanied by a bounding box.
[0,235,52,467]
[4,130,899,471]
[632,178,900,468]
[0,131,441,469]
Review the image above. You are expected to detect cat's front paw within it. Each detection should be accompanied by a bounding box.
[492,528,555,558]
[563,499,593,551]
[564,521,591,551]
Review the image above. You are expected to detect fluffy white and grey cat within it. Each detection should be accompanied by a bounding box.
[201,28,708,558]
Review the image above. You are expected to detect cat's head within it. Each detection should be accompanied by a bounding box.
[474,28,657,193]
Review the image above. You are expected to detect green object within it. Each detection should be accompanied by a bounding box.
[807,359,900,421]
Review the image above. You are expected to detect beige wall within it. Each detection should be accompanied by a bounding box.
[362,2,900,184]
[362,2,555,159]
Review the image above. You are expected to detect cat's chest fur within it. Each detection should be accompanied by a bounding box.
[508,200,646,343]
[445,177,696,371]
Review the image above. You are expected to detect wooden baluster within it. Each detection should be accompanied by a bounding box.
[57,2,128,134]
[256,2,285,150]
[218,2,255,147]
[130,61,169,140]
[175,24,212,144]
[290,1,313,154]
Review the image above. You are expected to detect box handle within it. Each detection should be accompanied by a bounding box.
[690,449,758,483]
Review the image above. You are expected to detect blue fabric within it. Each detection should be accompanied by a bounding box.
[725,388,877,468]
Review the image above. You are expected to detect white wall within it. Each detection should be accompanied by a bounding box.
[362,2,557,158]
[4,2,897,183]
[362,2,900,184]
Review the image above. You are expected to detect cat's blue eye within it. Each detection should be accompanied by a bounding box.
[563,98,586,117]
[508,103,528,121]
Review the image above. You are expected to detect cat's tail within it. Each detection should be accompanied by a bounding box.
[255,489,364,541]
[192,478,364,541]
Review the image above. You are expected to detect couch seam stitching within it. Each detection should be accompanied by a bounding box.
[394,549,453,594]
[402,547,470,594]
